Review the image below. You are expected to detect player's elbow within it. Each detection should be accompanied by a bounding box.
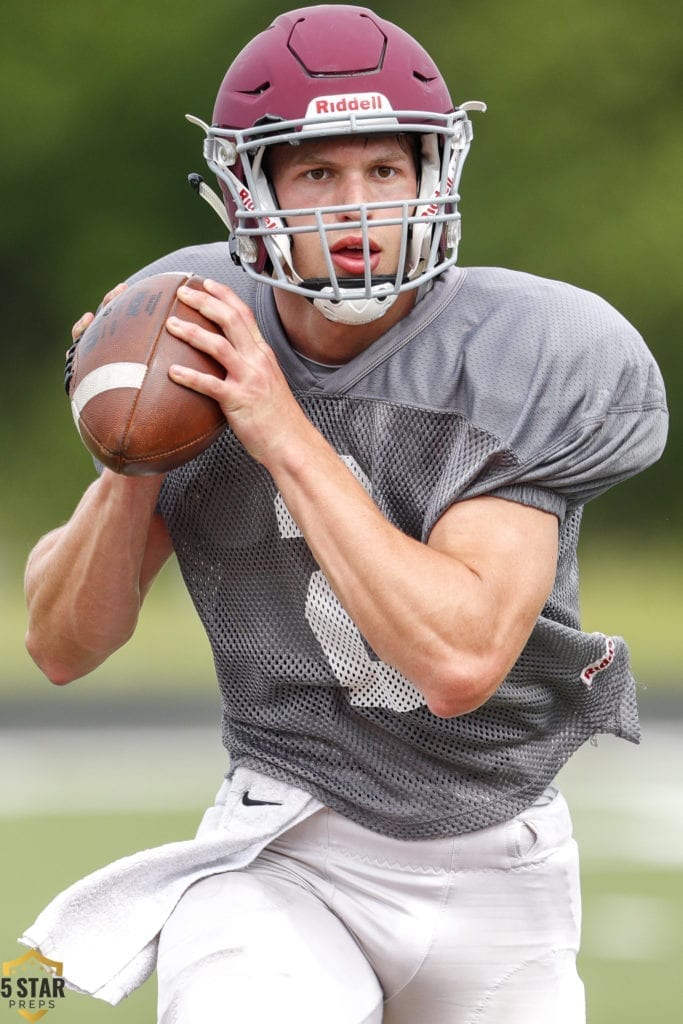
[46,668,78,687]
[24,628,120,686]
[25,632,74,685]
[423,652,508,719]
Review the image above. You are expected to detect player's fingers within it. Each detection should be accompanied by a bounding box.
[169,309,259,372]
[71,312,95,343]
[102,282,128,306]
[70,282,128,346]
[166,311,284,414]
[167,363,231,407]
[203,278,261,340]
[166,313,236,367]
[177,281,266,354]
[167,355,253,422]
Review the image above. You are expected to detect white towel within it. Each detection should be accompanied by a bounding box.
[19,768,322,1005]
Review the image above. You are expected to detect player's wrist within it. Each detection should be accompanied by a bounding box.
[232,392,316,472]
[96,468,166,508]
[256,412,325,478]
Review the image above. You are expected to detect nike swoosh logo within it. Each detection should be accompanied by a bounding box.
[241,791,284,807]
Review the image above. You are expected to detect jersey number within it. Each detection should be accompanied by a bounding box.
[275,456,426,713]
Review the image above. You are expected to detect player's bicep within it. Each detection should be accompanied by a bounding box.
[428,495,559,667]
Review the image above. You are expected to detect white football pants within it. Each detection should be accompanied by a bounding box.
[157,789,584,1024]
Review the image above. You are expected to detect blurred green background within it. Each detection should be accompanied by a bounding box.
[1,1,681,1022]
[1,0,680,567]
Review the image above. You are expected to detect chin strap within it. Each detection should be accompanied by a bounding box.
[313,289,399,324]
[188,173,231,230]
[302,276,399,324]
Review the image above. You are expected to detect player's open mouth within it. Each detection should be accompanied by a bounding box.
[330,236,381,275]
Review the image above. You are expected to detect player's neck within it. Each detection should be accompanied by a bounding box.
[274,288,416,365]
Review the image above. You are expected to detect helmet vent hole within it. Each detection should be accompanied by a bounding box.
[413,71,437,84]
[238,81,270,96]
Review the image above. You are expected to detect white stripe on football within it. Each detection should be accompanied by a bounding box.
[71,362,148,424]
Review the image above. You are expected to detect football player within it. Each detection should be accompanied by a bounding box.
[24,6,667,1023]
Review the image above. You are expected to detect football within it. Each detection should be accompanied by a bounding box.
[67,271,226,475]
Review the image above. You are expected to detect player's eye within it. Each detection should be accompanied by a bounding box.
[374,165,398,179]
[305,167,330,181]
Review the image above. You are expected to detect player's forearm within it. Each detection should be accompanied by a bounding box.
[24,471,168,684]
[264,433,507,716]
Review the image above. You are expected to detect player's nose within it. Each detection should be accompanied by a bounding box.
[334,172,373,220]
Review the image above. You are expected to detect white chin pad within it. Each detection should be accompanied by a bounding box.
[313,290,399,325]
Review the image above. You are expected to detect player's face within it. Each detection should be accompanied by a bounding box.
[267,135,419,284]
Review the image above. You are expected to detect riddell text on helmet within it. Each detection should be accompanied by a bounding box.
[305,93,392,118]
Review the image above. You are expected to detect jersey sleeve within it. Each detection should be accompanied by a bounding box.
[123,242,251,297]
[423,275,668,533]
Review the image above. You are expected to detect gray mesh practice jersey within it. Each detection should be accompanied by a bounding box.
[129,245,668,840]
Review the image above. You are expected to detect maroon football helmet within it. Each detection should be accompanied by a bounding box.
[187,5,484,323]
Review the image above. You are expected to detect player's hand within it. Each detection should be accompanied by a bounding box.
[166,278,313,466]
[70,282,128,344]
[64,283,128,396]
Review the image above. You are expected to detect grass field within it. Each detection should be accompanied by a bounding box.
[1,725,681,1023]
